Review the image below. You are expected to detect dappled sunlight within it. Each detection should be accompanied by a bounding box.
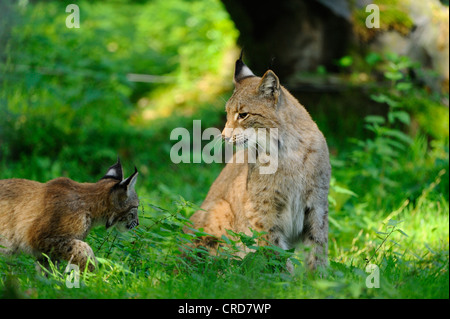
[131,48,237,125]
[0,0,448,300]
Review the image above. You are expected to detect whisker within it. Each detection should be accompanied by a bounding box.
[211,135,224,149]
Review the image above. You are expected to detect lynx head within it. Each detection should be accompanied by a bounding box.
[222,52,282,147]
[101,158,140,232]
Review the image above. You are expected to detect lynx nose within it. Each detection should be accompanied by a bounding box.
[222,127,233,143]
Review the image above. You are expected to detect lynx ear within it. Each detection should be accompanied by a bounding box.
[258,70,280,99]
[119,167,138,198]
[234,50,255,84]
[102,157,123,181]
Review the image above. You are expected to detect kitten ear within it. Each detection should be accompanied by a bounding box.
[258,70,280,100]
[234,50,255,84]
[119,166,138,198]
[102,156,123,181]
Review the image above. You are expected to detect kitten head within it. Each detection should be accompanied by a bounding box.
[222,53,281,147]
[101,158,140,232]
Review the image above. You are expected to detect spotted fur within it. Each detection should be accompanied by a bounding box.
[187,55,331,271]
[0,158,139,271]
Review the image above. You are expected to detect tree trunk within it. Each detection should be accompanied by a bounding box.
[221,0,352,81]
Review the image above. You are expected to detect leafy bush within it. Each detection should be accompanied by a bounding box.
[0,0,237,181]
[0,1,448,300]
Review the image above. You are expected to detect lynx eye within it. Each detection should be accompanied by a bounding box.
[238,112,249,120]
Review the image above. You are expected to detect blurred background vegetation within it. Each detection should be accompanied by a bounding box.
[0,0,448,298]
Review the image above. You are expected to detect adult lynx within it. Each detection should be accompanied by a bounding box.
[0,158,139,271]
[189,55,331,271]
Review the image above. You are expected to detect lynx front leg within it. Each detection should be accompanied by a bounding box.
[301,205,328,271]
[66,239,97,272]
[36,237,97,272]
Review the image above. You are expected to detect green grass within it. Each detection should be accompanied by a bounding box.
[0,0,449,299]
[1,184,448,299]
[1,115,448,299]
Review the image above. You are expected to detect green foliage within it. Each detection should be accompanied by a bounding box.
[343,53,449,209]
[1,188,448,299]
[350,54,414,199]
[0,1,448,300]
[0,0,237,182]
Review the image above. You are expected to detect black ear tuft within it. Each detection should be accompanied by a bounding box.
[234,49,255,83]
[118,166,138,197]
[102,156,123,181]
